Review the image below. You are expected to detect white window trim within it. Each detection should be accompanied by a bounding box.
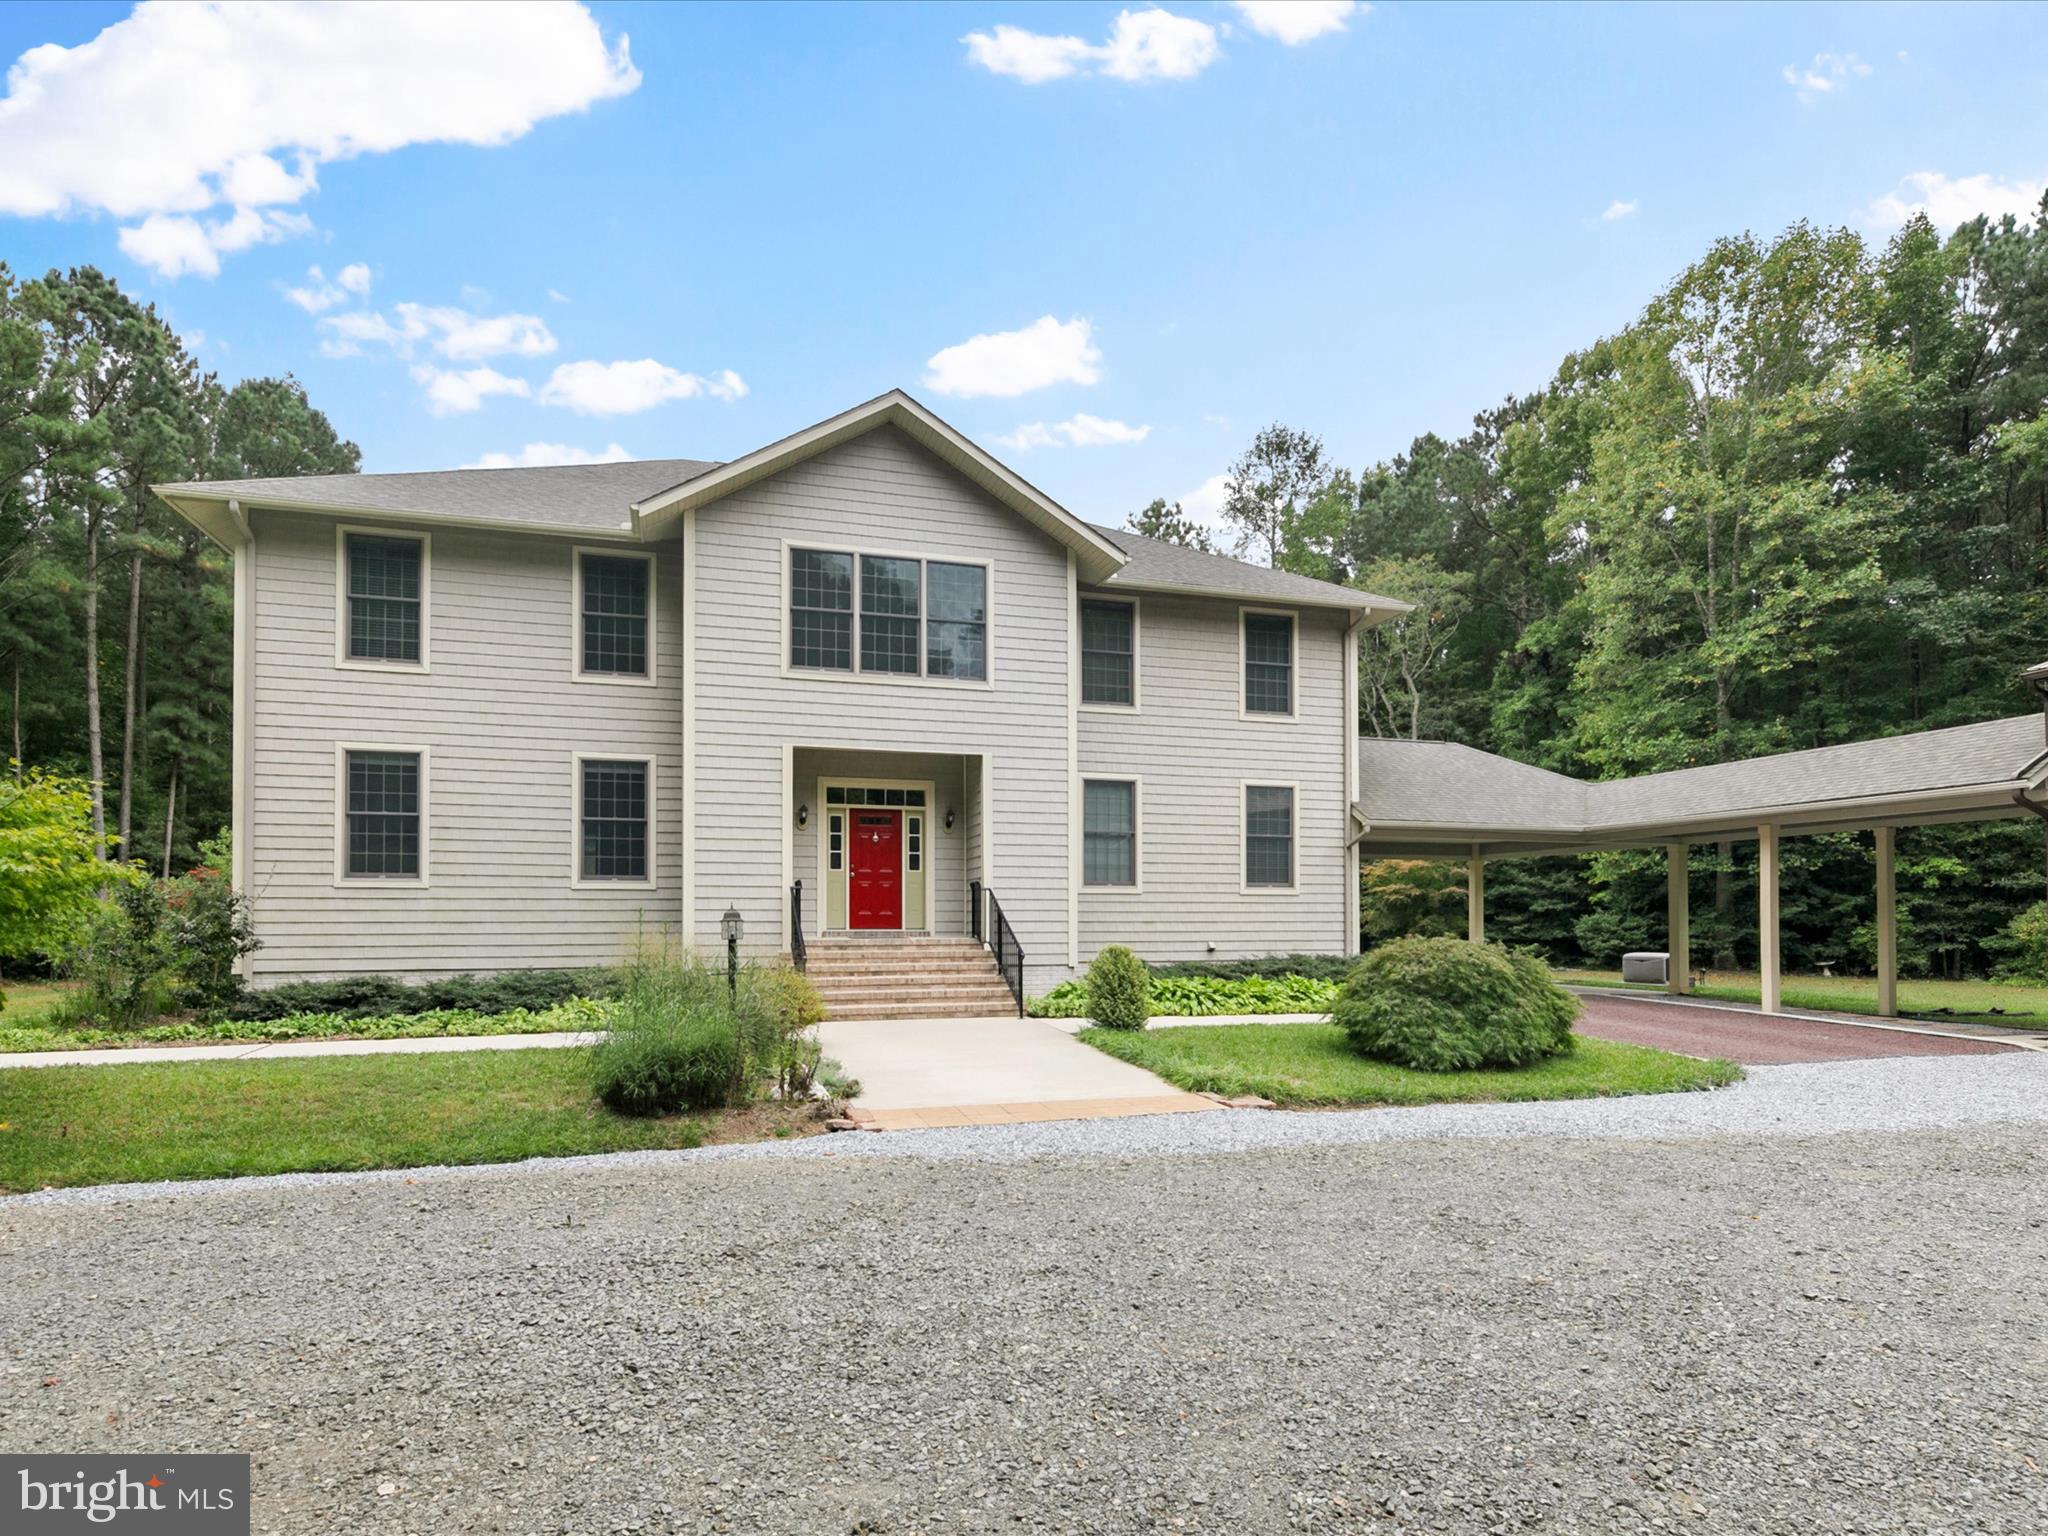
[334,524,431,673]
[812,774,937,932]
[1238,605,1299,722]
[1078,594,1142,714]
[571,546,658,687]
[778,539,996,691]
[333,742,431,887]
[570,750,659,891]
[1240,779,1300,895]
[1080,775,1143,893]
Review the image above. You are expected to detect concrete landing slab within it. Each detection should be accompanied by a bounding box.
[815,1013,1198,1111]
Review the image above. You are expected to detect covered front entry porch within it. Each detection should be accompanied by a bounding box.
[788,748,987,943]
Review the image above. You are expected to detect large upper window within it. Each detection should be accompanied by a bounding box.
[578,552,651,679]
[579,758,650,883]
[1081,599,1135,706]
[789,548,987,682]
[1083,780,1137,887]
[345,750,421,879]
[1244,784,1295,889]
[1242,610,1295,716]
[344,532,424,664]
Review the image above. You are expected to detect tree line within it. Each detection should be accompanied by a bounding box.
[1,265,359,881]
[1136,209,2048,977]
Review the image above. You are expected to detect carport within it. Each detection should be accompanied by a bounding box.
[1351,665,2048,1018]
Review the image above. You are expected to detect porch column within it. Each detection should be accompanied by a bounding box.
[1758,824,1781,1015]
[1875,825,1898,1019]
[1665,842,1690,994]
[1466,849,1485,942]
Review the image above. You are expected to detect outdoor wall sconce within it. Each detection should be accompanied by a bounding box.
[796,803,809,829]
[944,807,956,832]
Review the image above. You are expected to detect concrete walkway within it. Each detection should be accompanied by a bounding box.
[0,1031,596,1070]
[815,1013,1214,1126]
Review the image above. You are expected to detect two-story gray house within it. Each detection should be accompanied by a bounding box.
[158,391,1404,1015]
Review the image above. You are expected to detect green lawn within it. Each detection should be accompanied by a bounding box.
[1080,1022,1739,1108]
[0,980,73,1026]
[1554,968,2048,1024]
[0,1047,725,1193]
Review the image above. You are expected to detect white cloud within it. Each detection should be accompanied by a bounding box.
[964,8,1218,84]
[283,261,372,314]
[0,1,640,276]
[925,316,1102,398]
[1783,51,1871,103]
[115,206,309,278]
[547,288,571,304]
[1179,471,1232,531]
[463,441,634,469]
[1229,1,1361,45]
[411,364,532,416]
[1868,170,2046,232]
[537,360,747,415]
[1601,199,1639,222]
[319,302,556,360]
[999,413,1151,450]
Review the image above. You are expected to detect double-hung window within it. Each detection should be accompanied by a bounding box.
[1082,780,1138,888]
[343,749,423,880]
[788,548,988,682]
[1244,784,1296,890]
[1081,599,1136,706]
[343,531,425,665]
[1242,610,1295,716]
[578,757,651,884]
[578,551,652,680]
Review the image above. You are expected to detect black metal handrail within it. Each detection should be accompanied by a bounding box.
[982,886,1024,1016]
[790,880,807,972]
[969,880,983,942]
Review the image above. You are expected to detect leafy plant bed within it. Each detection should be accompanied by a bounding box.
[1554,969,2048,1025]
[0,998,604,1056]
[1079,1022,1741,1108]
[0,1046,828,1193]
[1030,973,1336,1019]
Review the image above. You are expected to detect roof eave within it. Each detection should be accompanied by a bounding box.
[1102,577,1411,617]
[630,390,1128,582]
[152,485,641,545]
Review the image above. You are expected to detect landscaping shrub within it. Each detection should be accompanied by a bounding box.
[1987,902,2048,985]
[225,967,612,1022]
[1085,945,1151,1030]
[164,853,259,1010]
[1032,972,1336,1019]
[1150,952,1352,984]
[56,881,186,1029]
[591,1006,740,1116]
[1333,936,1578,1072]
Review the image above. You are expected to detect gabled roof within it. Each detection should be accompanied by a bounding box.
[1090,524,1409,614]
[629,390,1129,583]
[1355,713,2048,856]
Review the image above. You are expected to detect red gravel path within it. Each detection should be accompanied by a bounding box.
[1572,990,2022,1065]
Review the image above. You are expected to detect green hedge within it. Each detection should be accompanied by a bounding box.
[1,999,605,1055]
[1150,953,1352,984]
[224,969,614,1022]
[1030,972,1336,1019]
[1333,937,1578,1071]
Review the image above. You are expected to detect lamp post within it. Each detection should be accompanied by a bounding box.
[721,903,744,1003]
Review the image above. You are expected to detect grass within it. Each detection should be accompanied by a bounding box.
[1080,1022,1741,1108]
[0,980,74,1027]
[0,1047,810,1194]
[1554,968,2048,1024]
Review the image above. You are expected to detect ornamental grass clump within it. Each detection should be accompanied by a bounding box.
[1085,945,1152,1030]
[1333,936,1578,1072]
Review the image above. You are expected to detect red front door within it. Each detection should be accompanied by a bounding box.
[849,810,903,929]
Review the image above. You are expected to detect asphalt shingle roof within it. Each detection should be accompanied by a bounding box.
[164,458,719,533]
[1086,523,1398,611]
[1356,714,2048,843]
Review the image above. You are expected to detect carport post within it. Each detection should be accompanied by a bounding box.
[1875,825,1898,1019]
[1758,824,1782,1015]
[1466,849,1485,943]
[1665,843,1690,994]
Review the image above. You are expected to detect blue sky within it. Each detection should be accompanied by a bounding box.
[2,1,2044,529]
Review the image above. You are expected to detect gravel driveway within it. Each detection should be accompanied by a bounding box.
[4,1060,2045,1535]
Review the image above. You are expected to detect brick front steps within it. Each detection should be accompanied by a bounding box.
[804,935,1020,1020]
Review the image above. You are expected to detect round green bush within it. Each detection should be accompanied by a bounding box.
[1332,937,1579,1072]
[591,1009,739,1115]
[1085,945,1152,1030]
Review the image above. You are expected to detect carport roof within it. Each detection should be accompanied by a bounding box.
[1353,713,2048,857]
